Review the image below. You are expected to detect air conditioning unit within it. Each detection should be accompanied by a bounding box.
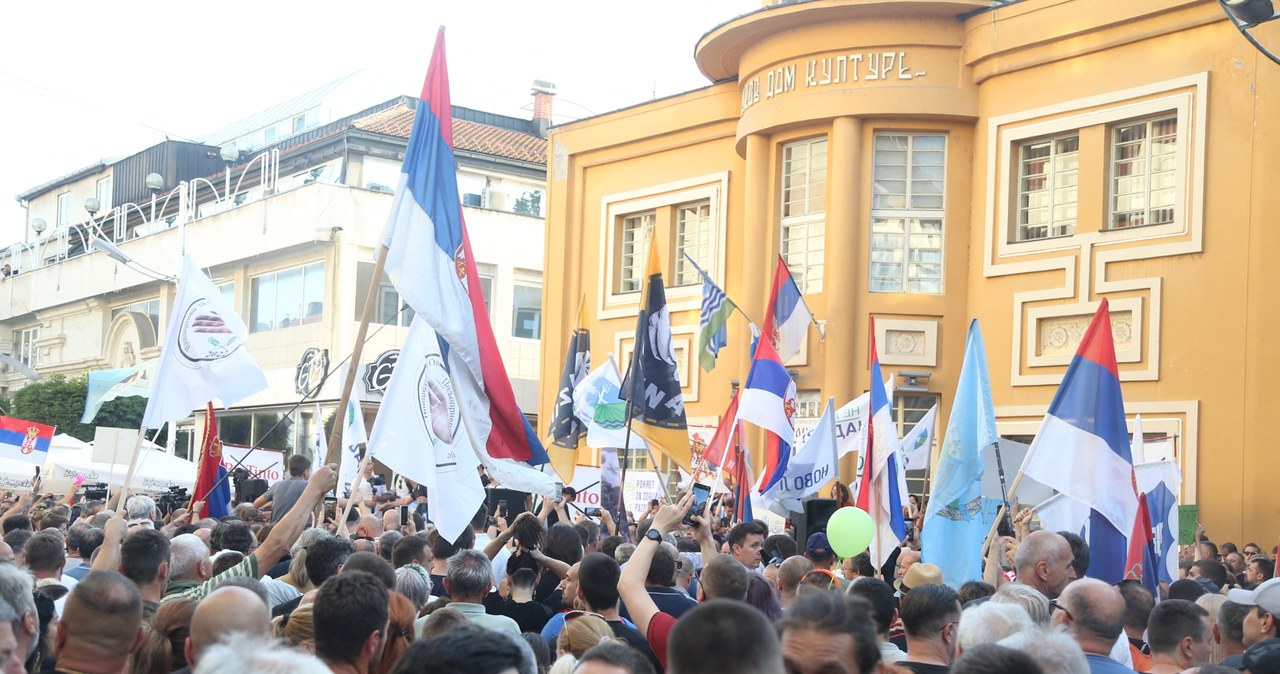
[483,188,507,211]
[462,193,483,207]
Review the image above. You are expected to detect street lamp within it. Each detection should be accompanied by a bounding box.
[220,145,239,202]
[31,218,46,268]
[146,172,163,225]
[1221,0,1280,65]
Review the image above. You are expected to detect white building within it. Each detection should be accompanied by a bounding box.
[1,83,553,461]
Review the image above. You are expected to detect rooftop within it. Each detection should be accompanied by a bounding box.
[353,101,548,165]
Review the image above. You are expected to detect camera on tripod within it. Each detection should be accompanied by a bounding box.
[79,482,108,501]
[156,486,189,516]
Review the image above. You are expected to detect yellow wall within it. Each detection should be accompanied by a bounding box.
[542,0,1280,545]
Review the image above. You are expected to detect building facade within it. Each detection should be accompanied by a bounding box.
[540,0,1280,543]
[2,87,550,466]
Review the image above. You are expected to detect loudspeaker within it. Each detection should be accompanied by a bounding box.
[238,478,268,504]
[791,498,839,546]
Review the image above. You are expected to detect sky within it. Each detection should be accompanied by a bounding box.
[0,0,759,246]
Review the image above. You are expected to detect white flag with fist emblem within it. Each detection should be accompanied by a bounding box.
[142,256,266,428]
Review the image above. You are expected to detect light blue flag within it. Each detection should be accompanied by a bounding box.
[921,320,998,587]
[81,360,157,423]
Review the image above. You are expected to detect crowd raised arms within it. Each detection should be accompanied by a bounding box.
[0,468,1274,674]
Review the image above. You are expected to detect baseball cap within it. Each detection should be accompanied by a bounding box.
[1228,577,1280,615]
[806,532,833,560]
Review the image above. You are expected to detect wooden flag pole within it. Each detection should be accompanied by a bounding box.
[325,244,389,468]
[116,424,148,502]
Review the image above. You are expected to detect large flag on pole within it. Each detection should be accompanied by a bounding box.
[1136,459,1182,585]
[762,398,838,513]
[618,246,691,473]
[739,337,797,494]
[854,320,907,567]
[572,357,647,451]
[191,403,230,519]
[548,300,591,482]
[0,416,53,466]
[338,398,368,498]
[81,359,157,423]
[378,28,548,469]
[921,320,996,587]
[1019,299,1145,584]
[761,256,814,363]
[685,254,736,372]
[311,403,328,468]
[701,391,740,472]
[367,316,486,543]
[142,256,267,428]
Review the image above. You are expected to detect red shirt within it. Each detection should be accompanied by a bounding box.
[646,611,678,669]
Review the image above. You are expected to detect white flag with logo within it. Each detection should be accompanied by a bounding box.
[572,356,648,451]
[142,256,267,428]
[312,403,328,468]
[366,316,485,544]
[339,398,368,497]
[762,398,838,514]
[899,405,938,472]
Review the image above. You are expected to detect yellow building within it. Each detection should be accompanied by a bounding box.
[540,0,1280,545]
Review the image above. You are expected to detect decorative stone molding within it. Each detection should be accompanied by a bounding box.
[1027,297,1142,367]
[874,318,938,367]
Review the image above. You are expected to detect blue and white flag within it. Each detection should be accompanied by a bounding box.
[899,405,938,472]
[921,320,997,587]
[81,359,157,423]
[571,356,647,451]
[762,398,838,514]
[1136,460,1182,585]
[685,254,735,373]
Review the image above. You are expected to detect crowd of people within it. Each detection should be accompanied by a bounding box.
[0,453,1274,674]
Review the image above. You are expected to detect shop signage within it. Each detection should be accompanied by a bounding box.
[363,350,400,394]
[294,347,329,398]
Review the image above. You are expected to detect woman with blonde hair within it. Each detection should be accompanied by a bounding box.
[548,613,616,673]
[377,592,417,674]
[1196,593,1228,664]
[274,603,316,653]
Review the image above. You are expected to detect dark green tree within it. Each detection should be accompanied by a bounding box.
[513,190,542,216]
[11,374,157,442]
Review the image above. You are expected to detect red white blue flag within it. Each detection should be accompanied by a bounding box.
[854,320,907,567]
[0,416,54,466]
[379,28,548,469]
[739,336,797,494]
[1020,299,1148,584]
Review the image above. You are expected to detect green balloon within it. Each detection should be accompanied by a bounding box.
[826,506,875,558]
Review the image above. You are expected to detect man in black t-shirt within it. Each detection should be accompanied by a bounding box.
[575,552,664,672]
[496,568,553,633]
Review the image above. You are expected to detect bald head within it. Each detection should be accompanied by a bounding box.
[355,515,383,539]
[58,570,143,659]
[1015,530,1076,599]
[187,586,271,662]
[1058,578,1126,653]
[777,556,815,599]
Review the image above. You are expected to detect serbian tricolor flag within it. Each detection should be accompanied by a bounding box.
[0,416,53,466]
[1020,299,1147,584]
[854,320,907,567]
[379,28,548,470]
[191,403,231,519]
[761,256,814,363]
[738,337,796,495]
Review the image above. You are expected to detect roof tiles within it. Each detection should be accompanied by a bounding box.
[353,102,547,165]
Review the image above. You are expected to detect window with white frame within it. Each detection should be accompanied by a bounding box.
[1111,116,1178,229]
[56,192,72,227]
[477,263,496,319]
[870,134,945,294]
[96,176,112,213]
[674,201,713,287]
[249,262,325,332]
[617,212,654,294]
[363,157,401,194]
[112,299,161,336]
[1016,135,1078,241]
[375,283,414,327]
[780,138,827,294]
[12,327,39,368]
[512,275,542,340]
